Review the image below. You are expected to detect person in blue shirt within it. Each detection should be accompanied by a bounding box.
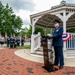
[13,37,17,48]
[21,38,25,46]
[52,19,64,69]
[10,36,14,48]
[16,37,20,46]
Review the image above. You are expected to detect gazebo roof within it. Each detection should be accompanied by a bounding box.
[35,13,75,30]
[30,0,75,30]
[51,1,75,10]
[30,1,75,19]
[35,14,62,28]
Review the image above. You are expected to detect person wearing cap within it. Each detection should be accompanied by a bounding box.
[51,19,64,69]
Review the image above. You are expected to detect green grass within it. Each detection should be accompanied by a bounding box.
[18,45,31,49]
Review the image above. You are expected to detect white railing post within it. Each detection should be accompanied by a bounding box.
[38,32,41,48]
[66,33,75,50]
[31,34,35,53]
[31,32,41,53]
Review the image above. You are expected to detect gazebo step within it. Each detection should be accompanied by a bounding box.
[64,50,75,58]
[35,50,43,54]
[31,53,43,58]
[35,50,43,52]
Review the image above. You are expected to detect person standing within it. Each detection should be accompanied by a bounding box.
[21,38,24,46]
[13,37,17,48]
[52,19,64,69]
[0,36,5,48]
[10,36,14,48]
[16,37,20,47]
[7,37,10,47]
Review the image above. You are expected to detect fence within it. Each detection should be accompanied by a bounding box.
[31,32,41,53]
[66,33,75,50]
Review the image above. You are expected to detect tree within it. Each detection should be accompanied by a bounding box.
[34,27,45,36]
[0,1,23,36]
[26,25,32,38]
[26,26,45,38]
[19,27,28,38]
[67,28,75,33]
[0,1,4,33]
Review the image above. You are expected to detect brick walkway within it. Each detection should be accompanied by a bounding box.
[0,48,75,75]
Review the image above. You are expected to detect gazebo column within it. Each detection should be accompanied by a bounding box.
[32,19,35,34]
[31,16,42,34]
[31,17,41,53]
[63,12,74,50]
[31,20,35,53]
[63,10,66,50]
[31,18,38,53]
[55,12,67,50]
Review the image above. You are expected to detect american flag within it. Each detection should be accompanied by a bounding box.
[62,33,71,42]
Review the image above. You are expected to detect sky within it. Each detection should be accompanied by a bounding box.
[1,0,75,28]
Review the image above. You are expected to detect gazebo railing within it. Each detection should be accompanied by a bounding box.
[31,33,75,53]
[31,32,41,53]
[66,33,75,50]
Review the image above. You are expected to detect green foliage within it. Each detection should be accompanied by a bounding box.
[26,25,32,38]
[20,27,28,38]
[34,27,45,36]
[0,1,22,36]
[26,26,45,38]
[67,28,75,33]
[18,45,31,49]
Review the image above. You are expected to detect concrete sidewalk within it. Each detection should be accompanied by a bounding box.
[15,49,75,67]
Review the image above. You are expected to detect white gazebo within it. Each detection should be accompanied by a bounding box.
[30,1,75,58]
